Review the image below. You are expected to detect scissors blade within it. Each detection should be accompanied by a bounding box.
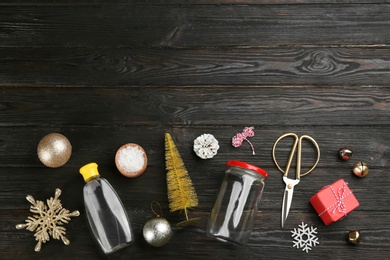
[281,185,295,228]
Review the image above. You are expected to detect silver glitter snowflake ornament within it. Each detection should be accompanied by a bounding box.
[291,222,319,253]
[16,188,80,252]
[193,134,219,159]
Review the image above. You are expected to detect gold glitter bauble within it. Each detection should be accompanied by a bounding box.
[37,133,72,168]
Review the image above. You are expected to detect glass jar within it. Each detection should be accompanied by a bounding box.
[207,160,268,245]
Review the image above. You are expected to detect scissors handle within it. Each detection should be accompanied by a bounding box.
[272,133,320,178]
[282,133,299,179]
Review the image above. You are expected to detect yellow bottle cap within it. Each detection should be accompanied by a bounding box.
[79,162,100,182]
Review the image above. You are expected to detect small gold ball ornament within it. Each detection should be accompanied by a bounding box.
[339,147,353,160]
[348,230,361,245]
[37,133,72,168]
[352,161,369,177]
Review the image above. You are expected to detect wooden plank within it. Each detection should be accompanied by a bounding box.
[1,125,389,197]
[1,87,389,127]
[1,125,389,169]
[1,47,390,86]
[3,210,389,259]
[1,1,389,4]
[1,4,390,47]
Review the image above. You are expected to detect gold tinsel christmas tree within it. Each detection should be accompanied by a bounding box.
[165,133,199,226]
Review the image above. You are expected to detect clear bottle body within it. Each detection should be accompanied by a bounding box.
[83,177,133,254]
[207,166,266,245]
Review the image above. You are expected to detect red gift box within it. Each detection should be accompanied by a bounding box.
[310,179,359,225]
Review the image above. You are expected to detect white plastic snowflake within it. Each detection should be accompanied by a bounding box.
[16,188,80,252]
[291,222,319,253]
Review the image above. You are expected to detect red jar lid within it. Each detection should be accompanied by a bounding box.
[226,160,268,179]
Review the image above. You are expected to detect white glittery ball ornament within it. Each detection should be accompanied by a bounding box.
[37,133,72,168]
[143,217,172,247]
[193,133,219,159]
[143,201,172,247]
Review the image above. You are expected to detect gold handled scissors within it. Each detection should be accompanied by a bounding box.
[272,133,320,228]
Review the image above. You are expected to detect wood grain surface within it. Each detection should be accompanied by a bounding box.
[0,1,389,260]
[1,4,390,48]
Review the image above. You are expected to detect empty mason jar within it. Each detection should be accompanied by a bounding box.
[207,160,268,245]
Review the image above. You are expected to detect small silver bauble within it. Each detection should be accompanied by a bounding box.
[143,217,172,247]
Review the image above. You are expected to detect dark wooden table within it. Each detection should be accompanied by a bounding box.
[1,1,390,259]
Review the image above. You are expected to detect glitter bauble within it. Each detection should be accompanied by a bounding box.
[37,133,72,168]
[143,218,172,247]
